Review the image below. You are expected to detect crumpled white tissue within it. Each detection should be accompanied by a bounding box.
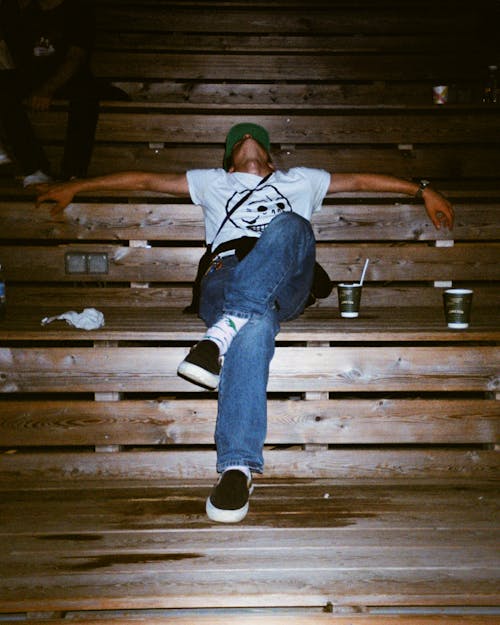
[41,307,105,331]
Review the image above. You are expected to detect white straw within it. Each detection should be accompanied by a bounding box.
[359,258,370,286]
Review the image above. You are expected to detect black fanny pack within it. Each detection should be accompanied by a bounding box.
[183,236,332,314]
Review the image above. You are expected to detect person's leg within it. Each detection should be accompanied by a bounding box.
[0,70,52,179]
[224,211,316,322]
[191,213,315,521]
[199,263,279,522]
[178,212,316,389]
[197,254,275,472]
[215,307,279,474]
[58,75,99,179]
[202,213,316,468]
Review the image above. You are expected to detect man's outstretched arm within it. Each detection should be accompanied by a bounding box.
[36,171,190,216]
[328,173,454,231]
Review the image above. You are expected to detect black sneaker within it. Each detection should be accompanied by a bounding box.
[177,339,221,390]
[206,469,253,523]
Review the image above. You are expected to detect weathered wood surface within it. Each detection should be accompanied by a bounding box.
[0,306,499,342]
[102,30,485,53]
[2,449,498,483]
[2,201,499,241]
[91,52,486,82]
[13,617,500,625]
[30,108,500,144]
[65,144,500,179]
[0,480,498,611]
[1,398,498,447]
[107,80,484,106]
[93,3,484,38]
[0,0,498,619]
[2,243,499,283]
[6,285,500,310]
[1,346,498,393]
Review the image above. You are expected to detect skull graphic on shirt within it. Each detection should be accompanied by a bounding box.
[227,184,293,234]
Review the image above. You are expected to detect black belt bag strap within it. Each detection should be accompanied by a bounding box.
[183,237,258,314]
[212,236,257,261]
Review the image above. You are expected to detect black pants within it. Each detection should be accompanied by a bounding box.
[0,69,99,179]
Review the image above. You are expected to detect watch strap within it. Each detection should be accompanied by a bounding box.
[415,179,431,199]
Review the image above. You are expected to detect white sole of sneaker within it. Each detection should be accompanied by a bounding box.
[205,496,249,523]
[177,360,219,390]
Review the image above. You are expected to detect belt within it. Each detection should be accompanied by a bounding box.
[214,249,236,259]
[211,236,257,262]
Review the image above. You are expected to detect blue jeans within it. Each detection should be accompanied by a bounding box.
[199,212,316,473]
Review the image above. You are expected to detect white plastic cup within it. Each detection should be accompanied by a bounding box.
[433,85,449,104]
[337,283,362,318]
[443,288,473,329]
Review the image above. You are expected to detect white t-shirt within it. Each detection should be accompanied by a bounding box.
[186,167,331,249]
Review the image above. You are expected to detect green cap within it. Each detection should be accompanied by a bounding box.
[223,123,271,170]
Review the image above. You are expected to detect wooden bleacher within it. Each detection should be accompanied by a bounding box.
[0,0,499,622]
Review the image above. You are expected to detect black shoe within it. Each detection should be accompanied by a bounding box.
[177,339,221,390]
[206,469,253,523]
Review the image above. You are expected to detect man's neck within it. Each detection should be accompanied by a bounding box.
[232,159,273,177]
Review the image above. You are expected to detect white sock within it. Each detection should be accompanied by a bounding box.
[224,465,251,480]
[204,314,248,355]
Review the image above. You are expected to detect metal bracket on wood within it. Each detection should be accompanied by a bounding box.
[433,241,454,286]
[280,143,296,155]
[94,341,124,452]
[148,141,165,153]
[398,143,415,158]
[434,280,453,288]
[304,443,328,451]
[303,342,329,450]
[130,239,151,288]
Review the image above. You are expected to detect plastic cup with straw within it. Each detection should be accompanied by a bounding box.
[337,258,369,318]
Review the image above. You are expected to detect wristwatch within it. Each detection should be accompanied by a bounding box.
[415,179,431,199]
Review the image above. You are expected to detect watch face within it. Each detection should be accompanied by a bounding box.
[420,179,430,188]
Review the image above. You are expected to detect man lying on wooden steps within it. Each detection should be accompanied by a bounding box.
[36,122,454,524]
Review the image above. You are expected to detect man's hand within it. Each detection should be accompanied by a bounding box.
[36,181,79,217]
[423,188,454,230]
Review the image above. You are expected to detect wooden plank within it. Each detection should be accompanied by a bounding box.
[3,243,499,283]
[30,109,500,144]
[0,449,498,482]
[3,202,499,241]
[98,31,480,54]
[311,203,500,241]
[0,567,497,611]
[0,202,206,241]
[0,399,498,446]
[7,528,500,555]
[107,80,478,107]
[51,143,500,180]
[6,285,500,310]
[1,346,498,393]
[90,52,483,82]
[2,481,498,527]
[6,542,499,577]
[13,616,500,625]
[6,285,196,309]
[94,5,479,36]
[105,80,484,108]
[1,305,499,342]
